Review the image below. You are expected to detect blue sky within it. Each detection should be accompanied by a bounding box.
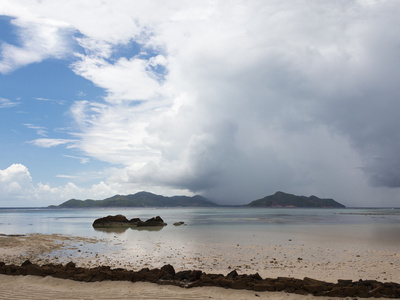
[1,1,400,207]
[0,27,107,183]
[0,59,107,181]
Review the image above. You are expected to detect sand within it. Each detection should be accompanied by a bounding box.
[0,233,399,299]
[0,274,351,300]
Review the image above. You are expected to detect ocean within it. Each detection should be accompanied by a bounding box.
[1,207,399,245]
[1,207,399,277]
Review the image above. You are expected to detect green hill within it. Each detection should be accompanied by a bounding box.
[246,191,345,208]
[55,191,217,208]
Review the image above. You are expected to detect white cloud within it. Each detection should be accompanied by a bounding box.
[34,97,66,105]
[0,164,33,198]
[2,1,400,206]
[69,100,161,166]
[0,164,123,206]
[72,54,165,103]
[0,97,19,108]
[55,174,78,179]
[0,16,74,74]
[29,138,78,148]
[63,155,90,164]
[23,123,47,137]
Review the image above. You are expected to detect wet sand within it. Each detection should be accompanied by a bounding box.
[1,233,398,283]
[0,233,399,299]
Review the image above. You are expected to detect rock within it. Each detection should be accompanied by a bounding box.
[226,270,238,278]
[325,286,357,297]
[136,216,167,227]
[129,218,142,225]
[66,261,76,269]
[219,278,234,288]
[175,270,203,281]
[250,273,262,281]
[92,215,167,228]
[337,279,353,286]
[21,260,32,266]
[0,261,400,298]
[139,267,160,283]
[230,278,248,289]
[26,264,46,276]
[160,264,175,279]
[253,283,275,292]
[92,215,130,228]
[173,221,185,226]
[302,277,334,293]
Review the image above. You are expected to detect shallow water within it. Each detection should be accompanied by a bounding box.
[1,207,399,248]
[1,207,400,280]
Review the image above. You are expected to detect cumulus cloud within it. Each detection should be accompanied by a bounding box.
[2,0,400,206]
[0,164,34,198]
[0,164,124,206]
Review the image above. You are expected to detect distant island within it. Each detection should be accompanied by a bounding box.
[246,191,345,208]
[51,191,345,208]
[51,191,218,208]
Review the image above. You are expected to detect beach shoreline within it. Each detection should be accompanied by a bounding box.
[0,274,372,300]
[1,259,400,298]
[0,233,399,299]
[0,232,398,283]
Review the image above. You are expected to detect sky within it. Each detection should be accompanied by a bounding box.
[1,0,400,207]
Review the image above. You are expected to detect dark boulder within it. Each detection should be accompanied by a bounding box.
[175,270,203,281]
[173,221,185,226]
[21,260,32,266]
[129,218,142,225]
[160,264,176,279]
[226,270,238,278]
[26,264,46,276]
[136,216,167,227]
[92,214,130,228]
[92,215,166,228]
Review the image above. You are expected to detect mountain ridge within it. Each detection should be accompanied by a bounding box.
[52,191,218,208]
[246,191,345,208]
[51,191,345,208]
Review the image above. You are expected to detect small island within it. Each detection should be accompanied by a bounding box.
[246,191,345,208]
[50,191,344,208]
[52,191,217,208]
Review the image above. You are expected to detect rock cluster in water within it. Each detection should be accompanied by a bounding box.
[92,215,167,228]
[1,261,399,298]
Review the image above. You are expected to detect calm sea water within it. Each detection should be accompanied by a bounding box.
[1,207,399,249]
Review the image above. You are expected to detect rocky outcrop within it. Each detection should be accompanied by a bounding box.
[92,215,131,228]
[92,215,167,228]
[173,222,185,226]
[1,261,399,298]
[136,216,167,227]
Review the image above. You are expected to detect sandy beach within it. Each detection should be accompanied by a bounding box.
[0,233,399,299]
[0,233,398,282]
[0,274,353,300]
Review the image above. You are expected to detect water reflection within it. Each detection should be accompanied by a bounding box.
[1,207,399,246]
[93,227,129,234]
[93,226,164,234]
[130,226,164,232]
